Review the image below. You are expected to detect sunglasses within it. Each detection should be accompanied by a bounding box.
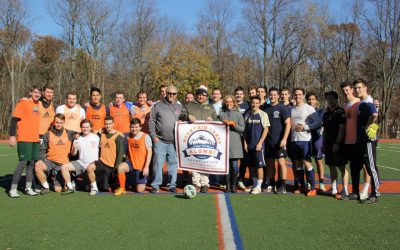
[167,92,177,96]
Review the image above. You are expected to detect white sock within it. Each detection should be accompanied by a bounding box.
[343,185,348,195]
[306,167,313,171]
[252,177,258,188]
[66,182,73,189]
[90,182,98,191]
[42,182,49,189]
[362,183,370,193]
[256,180,263,189]
[332,181,337,192]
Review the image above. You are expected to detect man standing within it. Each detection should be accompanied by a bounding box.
[85,87,109,133]
[180,87,218,193]
[212,87,223,115]
[35,114,75,194]
[185,92,194,104]
[56,92,85,133]
[353,79,380,204]
[86,116,125,195]
[263,87,291,194]
[114,118,153,195]
[8,85,42,197]
[130,91,152,134]
[38,85,56,136]
[234,86,250,115]
[110,91,131,134]
[149,86,182,193]
[290,87,322,196]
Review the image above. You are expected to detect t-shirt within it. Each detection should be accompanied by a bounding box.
[213,101,223,115]
[323,107,346,147]
[238,101,250,115]
[357,99,378,143]
[244,109,270,150]
[13,100,40,142]
[74,133,100,168]
[263,103,289,146]
[343,98,360,144]
[290,103,322,142]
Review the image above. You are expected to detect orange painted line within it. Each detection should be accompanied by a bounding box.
[214,194,225,250]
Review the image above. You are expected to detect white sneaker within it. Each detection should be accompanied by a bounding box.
[263,185,273,193]
[359,191,369,200]
[89,189,98,196]
[250,187,262,194]
[25,188,38,196]
[9,189,20,198]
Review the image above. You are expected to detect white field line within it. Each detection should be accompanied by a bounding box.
[218,194,236,250]
[377,149,400,153]
[0,153,17,157]
[378,165,400,172]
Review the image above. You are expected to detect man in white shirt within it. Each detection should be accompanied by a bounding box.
[56,91,85,133]
[60,119,99,194]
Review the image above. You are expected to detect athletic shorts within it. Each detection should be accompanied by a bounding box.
[324,144,348,167]
[311,137,324,159]
[126,160,147,185]
[291,141,312,160]
[70,161,87,176]
[17,142,39,161]
[265,143,287,159]
[94,160,114,175]
[42,159,63,187]
[247,150,266,169]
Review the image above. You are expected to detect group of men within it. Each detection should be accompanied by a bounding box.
[8,79,380,204]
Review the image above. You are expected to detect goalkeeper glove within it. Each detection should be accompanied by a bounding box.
[223,120,236,127]
[366,123,379,140]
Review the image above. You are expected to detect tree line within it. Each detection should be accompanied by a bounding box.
[0,0,399,138]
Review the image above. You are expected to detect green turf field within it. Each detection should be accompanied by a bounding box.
[1,143,399,249]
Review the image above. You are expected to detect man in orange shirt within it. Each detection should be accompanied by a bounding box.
[110,91,131,134]
[86,116,125,195]
[8,85,42,198]
[56,92,85,133]
[130,91,151,134]
[85,87,109,133]
[114,118,152,195]
[35,113,76,194]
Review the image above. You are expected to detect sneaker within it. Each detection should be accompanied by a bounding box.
[25,188,38,196]
[361,196,378,204]
[238,181,246,190]
[62,188,75,195]
[306,189,317,197]
[89,189,98,196]
[219,184,226,189]
[200,186,208,193]
[262,185,273,193]
[319,183,326,192]
[40,188,50,195]
[276,186,287,194]
[194,185,201,192]
[359,191,369,201]
[348,193,359,201]
[306,182,311,191]
[9,189,20,198]
[169,187,177,193]
[250,187,262,194]
[150,188,159,194]
[114,188,126,196]
[34,187,42,193]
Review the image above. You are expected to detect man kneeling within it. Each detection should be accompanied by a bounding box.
[60,120,100,194]
[115,118,152,195]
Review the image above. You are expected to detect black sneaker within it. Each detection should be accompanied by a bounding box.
[200,186,208,193]
[150,188,159,194]
[361,196,378,204]
[276,186,287,194]
[40,188,50,195]
[348,193,359,201]
[169,187,177,193]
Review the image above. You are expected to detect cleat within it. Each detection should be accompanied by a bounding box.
[200,186,208,193]
[62,188,75,195]
[114,188,126,196]
[150,188,159,194]
[238,181,246,190]
[89,189,98,196]
[169,187,177,193]
[360,196,378,204]
[319,183,326,192]
[25,188,38,196]
[250,187,261,194]
[194,185,201,192]
[262,185,273,193]
[40,188,50,195]
[348,193,359,200]
[276,186,287,194]
[9,189,20,198]
[307,189,317,197]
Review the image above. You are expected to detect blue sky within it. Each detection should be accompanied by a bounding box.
[26,0,350,37]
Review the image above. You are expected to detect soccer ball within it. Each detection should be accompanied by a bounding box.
[183,185,197,199]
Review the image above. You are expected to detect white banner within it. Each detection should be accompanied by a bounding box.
[175,121,229,174]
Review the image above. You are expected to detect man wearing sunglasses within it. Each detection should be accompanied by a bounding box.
[149,85,182,193]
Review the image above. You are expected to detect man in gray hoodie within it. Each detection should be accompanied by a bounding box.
[149,85,182,193]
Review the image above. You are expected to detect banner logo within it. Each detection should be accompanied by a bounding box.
[184,130,222,160]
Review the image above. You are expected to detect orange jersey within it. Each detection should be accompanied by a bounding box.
[39,101,55,135]
[86,104,106,132]
[64,105,82,132]
[47,129,72,164]
[100,132,120,167]
[110,104,130,133]
[128,133,148,170]
[344,100,360,144]
[13,100,40,142]
[132,104,151,133]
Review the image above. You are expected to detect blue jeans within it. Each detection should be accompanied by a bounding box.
[151,140,178,189]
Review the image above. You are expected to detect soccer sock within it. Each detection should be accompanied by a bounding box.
[256,179,263,189]
[252,177,258,188]
[332,180,337,192]
[281,179,286,188]
[42,182,49,189]
[10,184,18,191]
[319,178,324,184]
[296,169,305,189]
[90,182,98,191]
[66,182,73,189]
[306,168,315,190]
[26,182,32,190]
[343,185,348,195]
[362,183,370,194]
[270,178,276,188]
[118,173,126,190]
